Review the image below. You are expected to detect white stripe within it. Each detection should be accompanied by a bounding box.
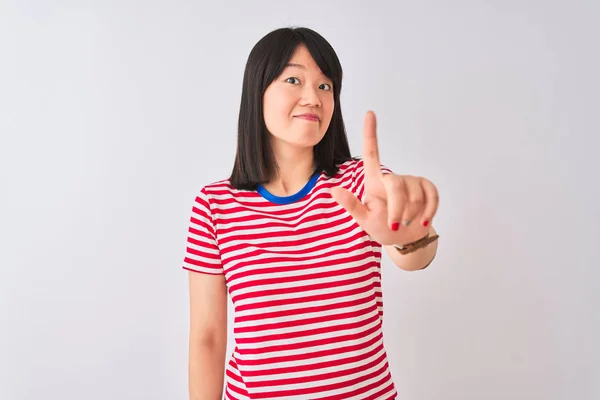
[217,199,347,241]
[249,357,391,396]
[228,254,377,288]
[230,268,376,299]
[234,288,374,318]
[233,279,376,308]
[233,307,379,341]
[241,347,387,382]
[236,327,384,368]
[233,296,376,329]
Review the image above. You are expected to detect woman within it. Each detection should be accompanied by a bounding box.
[183,27,440,400]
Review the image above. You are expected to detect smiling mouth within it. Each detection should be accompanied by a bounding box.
[295,115,320,122]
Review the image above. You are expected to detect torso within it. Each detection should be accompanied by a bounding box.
[185,159,397,400]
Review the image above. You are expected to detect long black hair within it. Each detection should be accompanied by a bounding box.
[229,27,353,190]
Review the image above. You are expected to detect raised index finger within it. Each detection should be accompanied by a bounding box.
[363,111,382,183]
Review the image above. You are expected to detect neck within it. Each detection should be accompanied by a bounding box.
[264,144,316,197]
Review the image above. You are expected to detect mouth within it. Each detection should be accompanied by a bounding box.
[294,114,320,122]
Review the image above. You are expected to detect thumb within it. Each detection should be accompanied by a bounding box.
[330,186,368,225]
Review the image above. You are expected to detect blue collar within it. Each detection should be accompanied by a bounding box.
[257,172,321,205]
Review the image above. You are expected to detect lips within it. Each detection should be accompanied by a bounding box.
[294,114,320,122]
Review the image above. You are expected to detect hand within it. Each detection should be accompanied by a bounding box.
[330,111,440,246]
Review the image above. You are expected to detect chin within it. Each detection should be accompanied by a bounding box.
[295,132,326,148]
[271,127,326,149]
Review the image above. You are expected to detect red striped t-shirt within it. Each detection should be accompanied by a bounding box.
[183,159,397,400]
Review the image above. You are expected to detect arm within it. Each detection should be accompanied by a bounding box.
[384,226,439,271]
[188,271,228,400]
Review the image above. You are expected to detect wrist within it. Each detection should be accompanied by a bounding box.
[392,230,439,255]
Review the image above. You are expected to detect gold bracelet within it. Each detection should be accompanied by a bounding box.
[392,233,439,255]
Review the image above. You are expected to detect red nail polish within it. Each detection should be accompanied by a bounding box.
[423,220,429,227]
[391,222,399,231]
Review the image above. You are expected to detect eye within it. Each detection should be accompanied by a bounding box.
[320,83,332,91]
[286,77,301,85]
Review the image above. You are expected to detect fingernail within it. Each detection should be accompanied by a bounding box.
[391,222,399,231]
[402,220,412,227]
[423,220,429,227]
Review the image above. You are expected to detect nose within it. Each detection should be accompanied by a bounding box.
[300,85,321,108]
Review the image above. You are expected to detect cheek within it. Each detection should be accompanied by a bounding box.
[264,104,289,135]
[323,98,335,122]
[263,91,295,129]
[317,99,334,134]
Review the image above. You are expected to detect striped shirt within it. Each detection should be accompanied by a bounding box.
[183,159,397,399]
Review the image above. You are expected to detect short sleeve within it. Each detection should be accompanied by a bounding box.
[182,187,224,275]
[351,158,393,202]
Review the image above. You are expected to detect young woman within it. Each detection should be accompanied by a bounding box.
[183,27,440,400]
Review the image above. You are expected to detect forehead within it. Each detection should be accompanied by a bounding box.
[286,45,323,73]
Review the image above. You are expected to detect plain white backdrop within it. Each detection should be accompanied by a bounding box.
[1,1,599,399]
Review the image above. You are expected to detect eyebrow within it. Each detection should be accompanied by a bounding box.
[286,63,306,69]
[284,63,332,83]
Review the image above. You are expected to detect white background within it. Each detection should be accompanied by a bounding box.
[1,1,599,399]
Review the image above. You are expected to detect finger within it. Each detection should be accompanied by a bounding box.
[330,186,369,226]
[362,111,383,189]
[400,176,426,227]
[419,178,440,226]
[382,176,408,230]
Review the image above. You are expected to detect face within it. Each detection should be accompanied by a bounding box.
[263,45,335,154]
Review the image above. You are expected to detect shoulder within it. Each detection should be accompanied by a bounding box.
[336,157,392,177]
[334,158,364,178]
[201,178,235,196]
[197,178,256,207]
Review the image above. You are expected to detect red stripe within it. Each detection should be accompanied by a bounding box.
[221,215,360,252]
[231,262,375,293]
[320,375,395,400]
[235,283,374,312]
[231,271,377,303]
[238,321,382,358]
[224,237,375,278]
[234,307,377,334]
[248,362,390,398]
[240,332,384,372]
[246,352,387,388]
[235,313,380,346]
[217,204,344,235]
[182,266,221,274]
[224,388,241,400]
[235,292,376,323]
